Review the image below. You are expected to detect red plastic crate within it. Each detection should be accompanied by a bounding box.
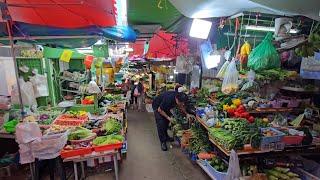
[282,135,304,145]
[93,142,123,152]
[61,147,93,158]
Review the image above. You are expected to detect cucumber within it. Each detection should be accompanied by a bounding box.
[287,172,299,177]
[275,167,290,173]
[268,175,279,180]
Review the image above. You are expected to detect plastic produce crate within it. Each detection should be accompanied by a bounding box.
[93,142,123,152]
[282,135,304,145]
[61,147,93,158]
[260,142,285,151]
[260,127,285,145]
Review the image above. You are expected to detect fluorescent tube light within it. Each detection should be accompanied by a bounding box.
[244,25,298,34]
[189,19,212,39]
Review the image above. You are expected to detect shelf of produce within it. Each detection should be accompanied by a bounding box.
[195,116,210,131]
[196,160,217,180]
[61,89,89,95]
[280,86,319,93]
[104,112,124,121]
[59,77,86,83]
[208,137,271,157]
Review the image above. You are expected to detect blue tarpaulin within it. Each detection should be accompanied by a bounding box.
[0,22,137,48]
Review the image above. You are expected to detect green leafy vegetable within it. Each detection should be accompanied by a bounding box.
[93,135,124,145]
[103,118,122,135]
[68,127,94,140]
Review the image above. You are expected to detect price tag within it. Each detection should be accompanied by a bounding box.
[59,50,73,63]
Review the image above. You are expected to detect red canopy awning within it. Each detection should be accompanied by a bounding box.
[131,30,189,59]
[2,0,116,28]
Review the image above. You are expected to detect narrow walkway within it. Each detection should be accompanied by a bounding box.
[92,110,210,180]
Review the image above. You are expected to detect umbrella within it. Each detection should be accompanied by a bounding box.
[1,0,116,28]
[131,30,189,60]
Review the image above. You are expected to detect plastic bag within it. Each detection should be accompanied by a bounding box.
[15,122,42,164]
[241,70,259,91]
[30,74,49,98]
[222,60,239,94]
[3,119,19,133]
[87,80,101,94]
[133,86,140,97]
[248,33,280,71]
[216,61,230,78]
[15,122,42,144]
[11,78,37,106]
[226,150,241,180]
[31,131,68,160]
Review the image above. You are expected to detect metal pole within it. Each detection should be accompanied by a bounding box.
[5,21,24,116]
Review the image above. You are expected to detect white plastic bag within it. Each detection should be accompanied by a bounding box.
[30,74,49,98]
[11,78,37,106]
[221,60,239,94]
[15,122,42,164]
[226,150,241,180]
[175,55,194,74]
[88,80,101,94]
[216,61,230,78]
[31,131,68,160]
[133,86,140,97]
[175,55,186,73]
[15,122,42,144]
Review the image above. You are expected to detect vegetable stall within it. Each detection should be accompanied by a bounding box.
[170,28,320,179]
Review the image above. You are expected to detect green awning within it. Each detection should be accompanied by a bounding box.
[127,0,184,30]
[43,46,85,59]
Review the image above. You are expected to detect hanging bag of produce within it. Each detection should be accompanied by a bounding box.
[241,70,259,91]
[216,60,230,79]
[221,59,239,94]
[248,33,280,71]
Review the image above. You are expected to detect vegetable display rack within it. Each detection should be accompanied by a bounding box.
[208,137,271,157]
[195,116,210,130]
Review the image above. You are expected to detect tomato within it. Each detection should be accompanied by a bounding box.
[248,116,255,123]
[237,105,246,111]
[227,109,235,116]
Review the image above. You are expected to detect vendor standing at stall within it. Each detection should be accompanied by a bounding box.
[152,91,188,151]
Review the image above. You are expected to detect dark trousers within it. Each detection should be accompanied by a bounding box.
[154,111,170,143]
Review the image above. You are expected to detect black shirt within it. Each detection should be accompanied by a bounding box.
[152,91,178,115]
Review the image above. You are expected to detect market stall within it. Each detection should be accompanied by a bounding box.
[168,18,320,179]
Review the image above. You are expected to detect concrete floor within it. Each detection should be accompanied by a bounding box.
[88,110,210,180]
[5,110,210,180]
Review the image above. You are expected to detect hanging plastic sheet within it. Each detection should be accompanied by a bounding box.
[0,22,137,48]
